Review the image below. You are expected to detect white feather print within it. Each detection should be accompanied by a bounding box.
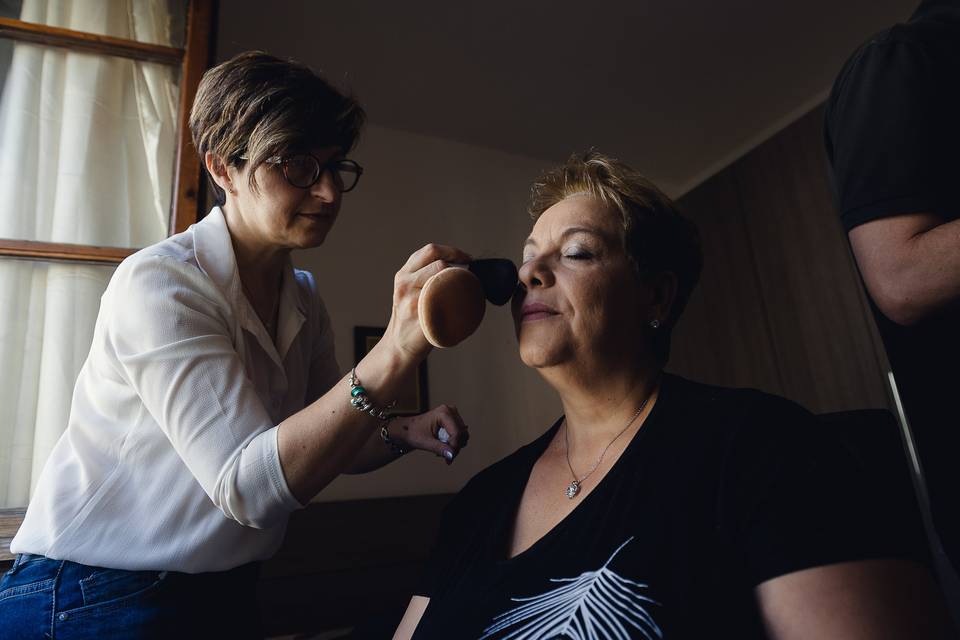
[479,537,662,640]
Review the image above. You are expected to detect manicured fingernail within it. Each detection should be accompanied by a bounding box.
[437,428,450,444]
[443,450,454,462]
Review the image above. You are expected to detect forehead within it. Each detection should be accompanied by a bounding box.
[527,194,621,244]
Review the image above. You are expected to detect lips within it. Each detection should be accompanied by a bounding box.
[297,211,336,223]
[521,302,558,322]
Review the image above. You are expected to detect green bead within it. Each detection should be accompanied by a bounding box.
[351,386,365,398]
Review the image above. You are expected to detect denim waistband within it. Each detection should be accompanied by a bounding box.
[11,553,47,570]
[11,553,259,586]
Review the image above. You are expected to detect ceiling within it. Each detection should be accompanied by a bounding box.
[216,0,919,196]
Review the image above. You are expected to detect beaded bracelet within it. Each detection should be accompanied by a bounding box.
[348,367,396,421]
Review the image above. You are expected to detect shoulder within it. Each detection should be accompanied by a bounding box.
[129,225,198,265]
[113,241,199,293]
[114,227,200,282]
[293,268,327,311]
[827,23,942,122]
[292,267,333,332]
[293,267,317,296]
[662,374,812,432]
[105,240,231,337]
[111,247,219,304]
[445,421,559,517]
[658,374,823,474]
[465,431,552,494]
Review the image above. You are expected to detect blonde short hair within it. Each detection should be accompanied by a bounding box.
[528,150,702,362]
[189,51,365,203]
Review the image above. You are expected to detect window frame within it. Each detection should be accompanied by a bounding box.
[0,0,217,561]
[0,0,216,265]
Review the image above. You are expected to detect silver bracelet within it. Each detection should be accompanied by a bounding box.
[348,367,396,421]
[380,421,408,456]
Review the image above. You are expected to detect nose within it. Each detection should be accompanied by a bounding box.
[518,255,554,290]
[310,168,340,203]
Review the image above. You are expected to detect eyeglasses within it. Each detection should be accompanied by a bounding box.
[240,153,364,193]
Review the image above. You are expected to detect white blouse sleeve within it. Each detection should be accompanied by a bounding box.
[106,254,303,528]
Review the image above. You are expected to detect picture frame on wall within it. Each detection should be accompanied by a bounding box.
[353,326,429,416]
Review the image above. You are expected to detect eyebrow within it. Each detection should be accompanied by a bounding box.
[523,226,604,249]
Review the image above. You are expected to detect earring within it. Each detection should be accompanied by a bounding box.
[649,319,661,329]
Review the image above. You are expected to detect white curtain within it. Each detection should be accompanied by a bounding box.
[0,0,181,507]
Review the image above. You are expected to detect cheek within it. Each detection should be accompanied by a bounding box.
[265,193,308,229]
[566,277,606,328]
[570,273,639,338]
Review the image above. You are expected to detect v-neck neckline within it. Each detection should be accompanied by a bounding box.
[495,375,672,565]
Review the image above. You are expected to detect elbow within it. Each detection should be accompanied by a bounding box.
[871,278,931,327]
[207,429,302,529]
[216,497,284,530]
[213,480,292,530]
[229,510,283,531]
[853,227,945,327]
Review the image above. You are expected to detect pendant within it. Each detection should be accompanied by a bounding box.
[565,480,581,499]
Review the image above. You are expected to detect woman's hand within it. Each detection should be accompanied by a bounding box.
[389,404,470,464]
[382,243,473,364]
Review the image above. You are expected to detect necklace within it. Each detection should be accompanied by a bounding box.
[563,388,654,499]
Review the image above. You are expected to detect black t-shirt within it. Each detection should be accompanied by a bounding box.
[823,0,960,551]
[412,375,923,639]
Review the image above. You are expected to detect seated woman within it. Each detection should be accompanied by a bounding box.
[395,151,952,639]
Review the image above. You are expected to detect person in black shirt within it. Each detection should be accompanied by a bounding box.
[824,0,960,573]
[394,151,950,639]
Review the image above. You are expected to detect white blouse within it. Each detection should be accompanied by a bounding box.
[11,207,340,573]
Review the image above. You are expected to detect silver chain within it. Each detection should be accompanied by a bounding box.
[563,388,654,496]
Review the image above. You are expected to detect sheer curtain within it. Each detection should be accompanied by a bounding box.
[0,0,181,506]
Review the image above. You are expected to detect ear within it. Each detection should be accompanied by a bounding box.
[204,152,237,197]
[648,271,678,327]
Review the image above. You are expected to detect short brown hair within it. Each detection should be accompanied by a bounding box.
[189,51,366,204]
[528,150,702,363]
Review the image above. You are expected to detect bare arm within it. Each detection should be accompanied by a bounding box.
[849,213,960,326]
[278,243,470,505]
[394,596,430,640]
[277,342,409,504]
[343,418,402,474]
[756,559,954,640]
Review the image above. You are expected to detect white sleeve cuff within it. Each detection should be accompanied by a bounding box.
[227,426,304,528]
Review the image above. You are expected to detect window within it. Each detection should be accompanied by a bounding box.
[0,0,215,557]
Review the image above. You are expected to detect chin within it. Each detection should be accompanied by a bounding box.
[298,226,335,248]
[294,214,336,245]
[518,335,568,369]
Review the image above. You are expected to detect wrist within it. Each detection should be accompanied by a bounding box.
[364,335,417,385]
[349,367,395,421]
[380,418,409,457]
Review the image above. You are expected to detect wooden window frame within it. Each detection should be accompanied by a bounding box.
[0,0,215,266]
[0,1,217,562]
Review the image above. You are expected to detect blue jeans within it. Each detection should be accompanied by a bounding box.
[0,554,262,639]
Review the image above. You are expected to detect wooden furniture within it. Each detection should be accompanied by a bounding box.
[257,494,452,637]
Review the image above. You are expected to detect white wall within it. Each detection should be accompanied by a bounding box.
[293,124,563,501]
